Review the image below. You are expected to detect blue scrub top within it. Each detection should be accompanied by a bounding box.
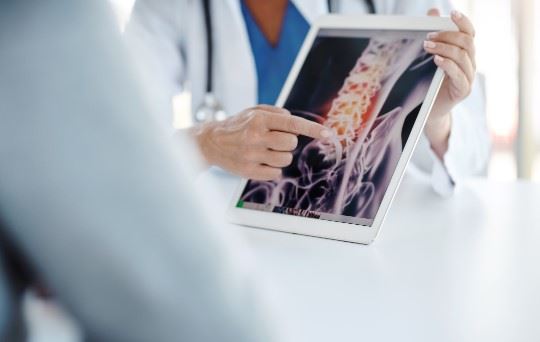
[240,0,310,105]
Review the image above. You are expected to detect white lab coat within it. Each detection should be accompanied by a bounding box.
[125,0,491,195]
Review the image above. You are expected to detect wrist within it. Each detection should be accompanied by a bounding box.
[425,112,451,131]
[424,112,452,161]
[188,122,217,168]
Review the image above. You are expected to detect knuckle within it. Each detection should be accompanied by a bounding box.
[269,154,281,166]
[257,175,271,181]
[245,108,257,118]
[249,110,265,125]
[458,48,468,61]
[254,105,271,112]
[265,151,279,165]
[443,44,455,56]
[442,32,452,41]
[275,153,293,167]
[265,152,292,167]
[287,135,299,150]
[286,118,301,134]
[440,57,450,68]
[269,168,282,180]
[244,126,262,142]
[440,61,451,74]
[432,32,444,41]
[270,153,283,166]
[309,125,320,138]
[283,152,293,165]
[433,42,444,53]
[464,35,474,51]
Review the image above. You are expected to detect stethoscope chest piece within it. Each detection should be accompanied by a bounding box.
[194,92,227,123]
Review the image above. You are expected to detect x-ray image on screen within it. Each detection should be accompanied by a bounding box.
[237,30,438,226]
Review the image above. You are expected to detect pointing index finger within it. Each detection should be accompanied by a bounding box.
[265,113,331,139]
[254,104,290,115]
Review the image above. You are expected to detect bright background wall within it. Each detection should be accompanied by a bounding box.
[110,0,540,182]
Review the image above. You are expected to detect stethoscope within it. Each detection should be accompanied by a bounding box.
[194,0,376,123]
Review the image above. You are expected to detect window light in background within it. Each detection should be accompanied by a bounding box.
[533,0,540,181]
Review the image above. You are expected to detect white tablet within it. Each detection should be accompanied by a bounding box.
[228,15,457,244]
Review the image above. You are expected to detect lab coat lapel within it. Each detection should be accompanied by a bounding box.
[292,0,328,22]
[211,0,257,114]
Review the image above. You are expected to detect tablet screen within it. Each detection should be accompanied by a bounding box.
[236,29,438,226]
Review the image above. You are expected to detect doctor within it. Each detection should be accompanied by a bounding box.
[126,0,490,194]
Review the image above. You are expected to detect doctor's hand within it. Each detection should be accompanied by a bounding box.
[191,105,331,181]
[423,8,476,160]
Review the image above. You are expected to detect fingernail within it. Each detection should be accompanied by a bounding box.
[321,129,332,138]
[451,10,462,19]
[427,32,438,40]
[424,40,436,49]
[434,55,444,64]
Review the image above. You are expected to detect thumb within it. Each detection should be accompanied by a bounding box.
[427,8,441,17]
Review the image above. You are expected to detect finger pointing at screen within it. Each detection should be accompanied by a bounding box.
[264,112,332,139]
[190,105,332,181]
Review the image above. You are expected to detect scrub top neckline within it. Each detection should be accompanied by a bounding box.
[240,0,310,104]
[240,0,295,50]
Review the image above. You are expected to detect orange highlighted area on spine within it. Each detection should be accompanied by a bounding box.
[324,38,410,152]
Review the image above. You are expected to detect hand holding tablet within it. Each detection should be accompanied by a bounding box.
[423,9,477,160]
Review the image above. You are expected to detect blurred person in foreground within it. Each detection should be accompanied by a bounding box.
[0,0,283,341]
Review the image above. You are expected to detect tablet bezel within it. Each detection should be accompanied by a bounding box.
[227,15,457,244]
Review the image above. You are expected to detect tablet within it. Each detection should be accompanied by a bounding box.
[228,15,457,244]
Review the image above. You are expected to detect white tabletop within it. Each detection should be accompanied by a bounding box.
[202,170,540,342]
